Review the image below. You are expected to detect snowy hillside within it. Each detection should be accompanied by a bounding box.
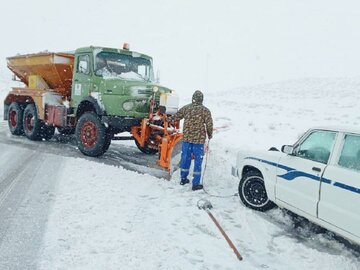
[208,77,360,154]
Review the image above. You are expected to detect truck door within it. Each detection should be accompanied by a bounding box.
[276,130,337,217]
[72,54,92,106]
[318,133,360,238]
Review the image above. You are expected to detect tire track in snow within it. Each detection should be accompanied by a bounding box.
[0,151,44,243]
[0,128,170,179]
[0,150,38,208]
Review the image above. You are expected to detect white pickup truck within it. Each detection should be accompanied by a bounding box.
[232,127,360,245]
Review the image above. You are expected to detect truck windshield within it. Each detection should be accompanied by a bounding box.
[94,51,154,82]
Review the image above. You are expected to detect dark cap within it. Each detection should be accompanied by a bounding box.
[192,90,203,105]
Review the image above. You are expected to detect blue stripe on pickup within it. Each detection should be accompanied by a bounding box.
[278,170,320,182]
[244,156,358,194]
[333,182,360,194]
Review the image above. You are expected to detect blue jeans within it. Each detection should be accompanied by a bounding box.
[180,142,204,186]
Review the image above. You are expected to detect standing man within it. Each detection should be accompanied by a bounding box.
[171,90,213,191]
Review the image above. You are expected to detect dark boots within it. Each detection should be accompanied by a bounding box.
[180,178,190,185]
[192,184,203,191]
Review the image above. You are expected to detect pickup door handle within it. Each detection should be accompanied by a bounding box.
[312,167,321,172]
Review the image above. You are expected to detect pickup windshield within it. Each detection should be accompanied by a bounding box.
[94,51,154,82]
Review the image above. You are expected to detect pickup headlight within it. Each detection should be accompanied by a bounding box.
[123,101,134,111]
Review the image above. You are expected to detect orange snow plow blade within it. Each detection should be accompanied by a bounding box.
[157,125,183,174]
[131,115,183,177]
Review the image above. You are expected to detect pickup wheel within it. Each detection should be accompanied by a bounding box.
[8,102,24,135]
[239,171,275,211]
[76,112,106,157]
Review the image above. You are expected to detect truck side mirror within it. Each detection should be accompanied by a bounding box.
[281,145,294,155]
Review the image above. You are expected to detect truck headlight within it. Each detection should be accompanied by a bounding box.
[153,86,159,93]
[123,101,134,111]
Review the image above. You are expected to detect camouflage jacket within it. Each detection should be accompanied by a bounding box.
[173,103,213,144]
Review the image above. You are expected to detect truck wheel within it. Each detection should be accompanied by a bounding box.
[8,102,24,135]
[101,129,112,154]
[23,104,42,140]
[135,140,158,155]
[238,171,275,212]
[76,112,106,157]
[40,124,55,140]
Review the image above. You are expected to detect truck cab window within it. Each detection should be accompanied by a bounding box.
[94,51,154,82]
[338,134,360,171]
[294,130,336,164]
[78,55,90,74]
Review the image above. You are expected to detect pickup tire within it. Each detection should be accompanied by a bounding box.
[76,112,106,157]
[239,170,275,211]
[8,102,24,135]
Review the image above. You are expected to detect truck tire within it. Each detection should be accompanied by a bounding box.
[102,129,112,154]
[8,102,24,135]
[135,140,158,155]
[23,103,42,140]
[76,112,106,157]
[238,170,275,212]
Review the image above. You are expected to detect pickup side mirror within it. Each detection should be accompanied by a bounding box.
[281,145,294,155]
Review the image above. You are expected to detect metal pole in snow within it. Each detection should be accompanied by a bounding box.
[197,199,243,261]
[205,209,243,261]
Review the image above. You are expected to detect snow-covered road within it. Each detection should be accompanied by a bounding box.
[0,143,64,269]
[0,77,360,269]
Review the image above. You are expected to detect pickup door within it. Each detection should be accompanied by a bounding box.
[318,133,360,238]
[276,130,337,217]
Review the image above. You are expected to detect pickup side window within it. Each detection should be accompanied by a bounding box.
[294,130,336,164]
[338,134,360,171]
[77,55,90,75]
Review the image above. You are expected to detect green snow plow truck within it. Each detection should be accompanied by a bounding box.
[3,44,182,172]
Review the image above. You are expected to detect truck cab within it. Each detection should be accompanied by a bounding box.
[72,46,174,134]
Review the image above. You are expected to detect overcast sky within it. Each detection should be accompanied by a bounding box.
[1,0,360,95]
